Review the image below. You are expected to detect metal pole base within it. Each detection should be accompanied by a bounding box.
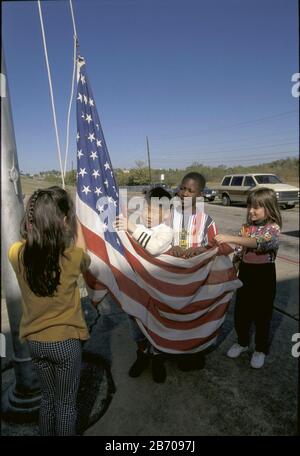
[2,382,41,423]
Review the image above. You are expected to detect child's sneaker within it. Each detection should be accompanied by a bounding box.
[226,343,248,358]
[250,351,265,369]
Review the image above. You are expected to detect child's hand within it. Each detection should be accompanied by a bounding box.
[214,234,234,245]
[114,215,127,231]
[113,215,136,234]
[182,247,207,258]
[168,246,185,257]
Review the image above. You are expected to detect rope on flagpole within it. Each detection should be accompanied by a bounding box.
[69,0,78,40]
[37,1,65,188]
[63,0,79,178]
[64,32,78,178]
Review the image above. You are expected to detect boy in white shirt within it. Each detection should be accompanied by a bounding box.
[114,186,173,383]
[116,186,173,255]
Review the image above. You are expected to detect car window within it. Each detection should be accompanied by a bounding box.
[255,175,282,184]
[222,176,231,185]
[231,176,243,186]
[244,176,255,187]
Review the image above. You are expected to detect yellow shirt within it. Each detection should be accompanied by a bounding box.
[8,241,91,343]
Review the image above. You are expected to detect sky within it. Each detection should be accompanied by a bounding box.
[2,0,299,173]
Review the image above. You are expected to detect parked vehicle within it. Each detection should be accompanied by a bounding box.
[215,173,299,208]
[203,187,217,202]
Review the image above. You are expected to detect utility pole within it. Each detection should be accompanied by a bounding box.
[146,136,152,186]
[1,49,41,421]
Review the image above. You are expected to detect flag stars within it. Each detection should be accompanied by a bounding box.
[96,139,102,147]
[77,93,83,102]
[76,132,80,142]
[88,133,95,142]
[108,196,114,204]
[77,149,84,159]
[104,179,109,187]
[89,98,94,106]
[94,187,103,196]
[83,95,88,104]
[90,151,98,160]
[80,74,86,84]
[82,185,91,195]
[86,114,92,124]
[96,124,100,130]
[92,169,100,179]
[78,168,87,178]
[104,162,110,170]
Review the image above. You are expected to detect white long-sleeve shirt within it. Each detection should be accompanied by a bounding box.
[132,223,173,256]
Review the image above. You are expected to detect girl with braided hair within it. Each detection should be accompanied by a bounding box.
[8,186,90,436]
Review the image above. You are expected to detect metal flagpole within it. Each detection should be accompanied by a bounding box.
[1,48,41,421]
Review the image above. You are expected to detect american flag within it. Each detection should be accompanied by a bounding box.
[76,56,242,354]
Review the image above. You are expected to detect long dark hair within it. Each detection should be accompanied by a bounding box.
[20,186,77,297]
[246,187,282,228]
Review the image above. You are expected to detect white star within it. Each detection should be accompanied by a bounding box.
[115,192,119,197]
[94,187,102,196]
[83,95,88,105]
[82,185,91,195]
[92,169,100,179]
[89,98,94,106]
[102,222,108,232]
[86,114,92,124]
[104,162,110,170]
[80,75,86,84]
[77,93,83,102]
[97,204,105,213]
[113,200,118,207]
[76,132,80,142]
[90,151,98,160]
[110,171,113,177]
[77,149,84,159]
[88,133,95,142]
[96,139,102,147]
[96,124,100,130]
[108,196,114,204]
[104,179,109,187]
[116,238,120,245]
[81,113,85,119]
[78,168,87,177]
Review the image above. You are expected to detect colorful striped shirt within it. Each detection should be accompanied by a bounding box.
[172,208,218,248]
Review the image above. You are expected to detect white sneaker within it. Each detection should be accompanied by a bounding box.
[250,351,265,369]
[226,343,248,358]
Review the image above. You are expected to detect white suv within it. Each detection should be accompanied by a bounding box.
[215,173,299,208]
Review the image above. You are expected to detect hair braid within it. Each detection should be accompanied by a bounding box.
[28,190,40,225]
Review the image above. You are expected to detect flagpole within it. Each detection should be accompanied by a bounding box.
[1,48,41,421]
[146,136,152,186]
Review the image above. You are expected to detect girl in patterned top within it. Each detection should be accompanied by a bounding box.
[214,187,282,369]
